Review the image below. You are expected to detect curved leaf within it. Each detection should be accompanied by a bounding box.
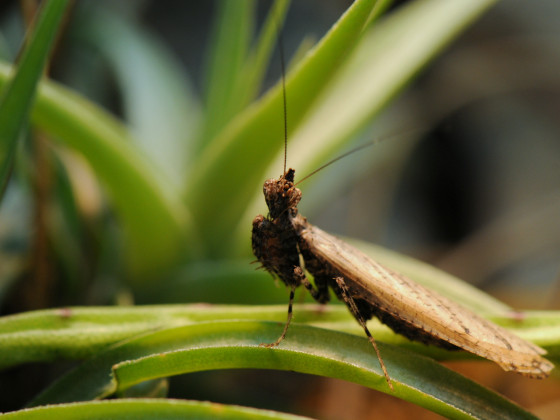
[29,321,539,419]
[233,0,500,249]
[285,0,501,179]
[184,0,379,256]
[1,303,557,371]
[0,62,190,278]
[2,399,312,420]
[76,7,201,183]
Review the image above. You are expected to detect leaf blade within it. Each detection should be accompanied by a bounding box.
[0,62,190,278]
[1,399,312,420]
[185,0,380,256]
[2,304,555,371]
[29,321,540,419]
[0,0,69,196]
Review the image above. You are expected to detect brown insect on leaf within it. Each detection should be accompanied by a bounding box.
[252,168,554,389]
[252,12,553,389]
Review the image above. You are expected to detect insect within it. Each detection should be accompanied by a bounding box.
[251,25,554,390]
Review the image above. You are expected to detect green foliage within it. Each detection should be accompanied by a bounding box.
[0,0,69,195]
[1,399,312,420]
[1,303,556,418]
[0,0,556,419]
[2,304,557,372]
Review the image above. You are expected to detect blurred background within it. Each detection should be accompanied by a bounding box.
[0,0,559,418]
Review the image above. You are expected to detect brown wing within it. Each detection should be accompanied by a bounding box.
[298,221,553,378]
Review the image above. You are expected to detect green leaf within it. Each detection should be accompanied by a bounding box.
[29,321,540,419]
[232,0,501,248]
[0,62,190,279]
[235,0,291,112]
[0,0,69,196]
[200,0,255,145]
[1,304,556,371]
[76,7,201,184]
[185,0,379,256]
[1,399,312,420]
[283,0,501,179]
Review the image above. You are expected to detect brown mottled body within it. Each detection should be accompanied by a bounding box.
[252,169,553,383]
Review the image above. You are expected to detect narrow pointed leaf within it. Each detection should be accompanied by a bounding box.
[185,0,379,256]
[0,0,69,196]
[200,0,255,145]
[233,0,501,247]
